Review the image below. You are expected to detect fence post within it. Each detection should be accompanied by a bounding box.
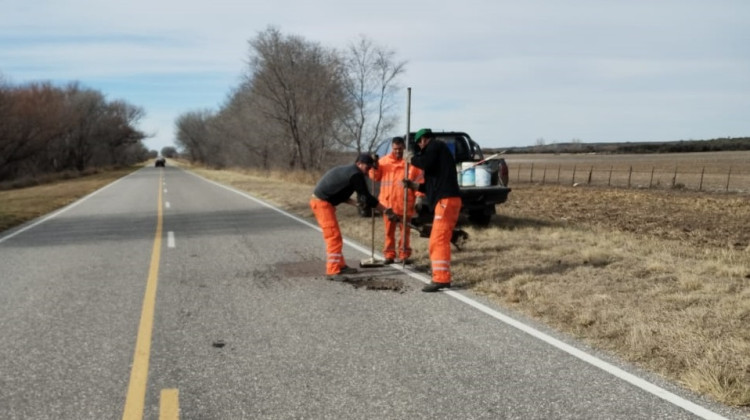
[608,166,613,186]
[530,163,534,183]
[726,166,732,192]
[557,165,561,184]
[572,165,577,185]
[649,167,654,188]
[517,163,521,183]
[672,165,678,188]
[628,166,632,188]
[587,166,593,185]
[699,167,705,191]
[542,166,547,184]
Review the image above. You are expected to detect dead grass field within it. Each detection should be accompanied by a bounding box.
[2,157,749,411]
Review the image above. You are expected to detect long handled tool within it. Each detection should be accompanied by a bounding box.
[360,177,384,268]
[402,87,412,268]
[458,153,502,173]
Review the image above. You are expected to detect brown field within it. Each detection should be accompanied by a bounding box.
[506,151,750,193]
[2,155,750,412]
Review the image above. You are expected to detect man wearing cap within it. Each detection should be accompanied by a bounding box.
[403,128,462,292]
[369,136,424,264]
[311,153,397,280]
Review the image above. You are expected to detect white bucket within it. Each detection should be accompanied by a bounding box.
[475,164,491,187]
[461,162,475,186]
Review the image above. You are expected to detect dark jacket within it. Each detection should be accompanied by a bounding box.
[409,139,461,209]
[313,164,379,208]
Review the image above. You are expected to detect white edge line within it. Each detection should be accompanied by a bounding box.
[186,169,729,420]
[0,170,141,245]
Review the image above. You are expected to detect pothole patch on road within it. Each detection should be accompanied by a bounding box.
[342,276,406,293]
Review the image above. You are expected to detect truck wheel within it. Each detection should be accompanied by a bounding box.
[468,209,492,226]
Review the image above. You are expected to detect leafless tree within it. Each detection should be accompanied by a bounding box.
[245,27,350,170]
[0,81,147,183]
[0,82,66,180]
[175,110,218,165]
[339,35,406,153]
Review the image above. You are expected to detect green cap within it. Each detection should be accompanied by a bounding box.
[414,128,432,142]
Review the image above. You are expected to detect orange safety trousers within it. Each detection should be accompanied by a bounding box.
[310,198,346,275]
[429,197,462,284]
[382,216,412,260]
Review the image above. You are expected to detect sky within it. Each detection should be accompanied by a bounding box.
[2,0,749,152]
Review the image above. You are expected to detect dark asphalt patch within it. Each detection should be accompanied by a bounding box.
[341,276,406,293]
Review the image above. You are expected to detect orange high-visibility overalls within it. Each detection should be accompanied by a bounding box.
[409,136,462,285]
[429,197,461,283]
[370,154,424,260]
[310,197,346,275]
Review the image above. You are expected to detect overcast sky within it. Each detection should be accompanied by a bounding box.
[2,0,748,152]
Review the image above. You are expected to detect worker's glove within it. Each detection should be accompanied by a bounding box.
[370,154,379,170]
[415,196,426,212]
[384,208,401,222]
[402,179,419,191]
[357,193,369,210]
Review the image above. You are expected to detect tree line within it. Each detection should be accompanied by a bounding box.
[175,27,406,171]
[501,137,750,155]
[0,78,149,185]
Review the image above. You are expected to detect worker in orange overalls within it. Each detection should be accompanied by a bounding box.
[369,136,424,264]
[403,128,462,292]
[311,153,397,280]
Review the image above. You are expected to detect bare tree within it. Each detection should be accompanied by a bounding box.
[0,82,66,180]
[0,80,148,182]
[245,27,350,170]
[339,35,406,153]
[175,110,218,165]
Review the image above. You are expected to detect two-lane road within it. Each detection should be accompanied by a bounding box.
[0,166,743,419]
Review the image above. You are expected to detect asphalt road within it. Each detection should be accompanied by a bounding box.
[0,165,745,420]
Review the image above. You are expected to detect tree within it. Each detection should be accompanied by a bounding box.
[245,27,350,170]
[0,80,147,182]
[339,35,406,153]
[0,82,67,180]
[175,110,217,165]
[161,146,178,158]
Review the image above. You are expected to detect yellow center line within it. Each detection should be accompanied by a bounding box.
[122,172,164,419]
[159,389,179,420]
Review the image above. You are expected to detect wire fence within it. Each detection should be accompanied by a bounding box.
[510,162,750,194]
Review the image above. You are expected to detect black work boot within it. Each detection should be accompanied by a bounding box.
[422,282,451,292]
[339,266,358,275]
[383,258,395,264]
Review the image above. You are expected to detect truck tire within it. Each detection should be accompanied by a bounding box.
[468,208,492,226]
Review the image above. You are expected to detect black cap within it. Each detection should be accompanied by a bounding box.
[356,153,375,166]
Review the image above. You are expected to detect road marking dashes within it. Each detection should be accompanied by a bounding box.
[167,231,175,248]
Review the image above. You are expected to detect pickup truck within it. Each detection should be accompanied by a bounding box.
[369,131,511,226]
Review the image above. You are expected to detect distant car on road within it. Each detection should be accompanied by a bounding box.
[155,156,166,167]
